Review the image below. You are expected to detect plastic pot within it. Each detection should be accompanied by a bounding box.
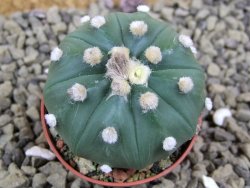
[40,98,201,187]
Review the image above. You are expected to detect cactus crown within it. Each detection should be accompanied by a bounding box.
[44,12,205,170]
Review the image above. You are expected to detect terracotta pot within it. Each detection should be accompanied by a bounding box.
[40,98,201,187]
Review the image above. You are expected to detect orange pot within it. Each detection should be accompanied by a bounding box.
[40,98,201,187]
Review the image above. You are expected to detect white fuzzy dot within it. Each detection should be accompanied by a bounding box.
[213,108,231,126]
[90,16,106,28]
[145,46,162,64]
[67,83,87,102]
[205,97,213,111]
[130,21,148,37]
[49,127,58,138]
[44,68,49,74]
[109,46,130,59]
[80,15,90,23]
[178,77,194,93]
[178,34,194,48]
[139,92,158,112]
[163,136,176,151]
[128,60,151,85]
[190,46,197,54]
[83,47,103,66]
[100,164,112,173]
[137,5,150,12]
[45,114,57,128]
[102,127,118,144]
[111,79,131,96]
[50,47,63,61]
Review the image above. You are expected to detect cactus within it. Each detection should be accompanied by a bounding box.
[44,12,205,170]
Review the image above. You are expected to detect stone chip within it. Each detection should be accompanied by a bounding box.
[0,81,13,98]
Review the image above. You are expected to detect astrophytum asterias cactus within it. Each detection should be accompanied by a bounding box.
[44,12,205,170]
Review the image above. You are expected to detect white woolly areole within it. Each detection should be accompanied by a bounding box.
[110,46,130,60]
[130,21,148,37]
[83,47,103,66]
[49,127,58,138]
[190,46,197,54]
[213,108,232,126]
[44,68,49,74]
[178,77,194,93]
[178,34,194,48]
[111,79,131,96]
[128,60,151,85]
[50,47,63,61]
[45,114,57,128]
[205,97,213,111]
[90,16,106,28]
[67,83,87,102]
[163,136,177,151]
[202,175,219,188]
[100,164,112,173]
[102,127,118,144]
[139,92,159,112]
[137,5,150,12]
[80,15,90,23]
[145,46,162,64]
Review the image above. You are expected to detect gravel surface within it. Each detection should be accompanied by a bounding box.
[0,0,250,187]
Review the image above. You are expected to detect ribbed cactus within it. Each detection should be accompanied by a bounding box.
[44,12,205,170]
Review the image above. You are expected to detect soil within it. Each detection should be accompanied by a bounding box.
[0,0,94,15]
[0,0,159,15]
[53,132,192,183]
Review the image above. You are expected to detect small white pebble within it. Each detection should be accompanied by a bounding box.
[102,127,118,144]
[130,21,148,37]
[139,92,159,112]
[74,157,95,174]
[80,15,90,23]
[213,108,232,126]
[45,114,57,128]
[128,60,151,85]
[145,46,162,64]
[178,77,194,93]
[137,5,150,12]
[25,146,55,160]
[90,16,106,28]
[178,34,194,48]
[205,97,213,111]
[50,47,63,61]
[202,175,219,188]
[67,83,87,102]
[83,47,103,66]
[100,164,112,173]
[163,136,177,151]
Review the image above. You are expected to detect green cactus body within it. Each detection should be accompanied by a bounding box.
[44,12,205,170]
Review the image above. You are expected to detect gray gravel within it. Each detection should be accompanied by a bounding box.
[0,0,250,187]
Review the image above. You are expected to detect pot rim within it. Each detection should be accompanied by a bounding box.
[40,98,200,187]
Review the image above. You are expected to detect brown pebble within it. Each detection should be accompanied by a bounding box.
[139,172,146,180]
[69,160,76,168]
[126,169,136,177]
[56,139,64,149]
[112,169,129,182]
